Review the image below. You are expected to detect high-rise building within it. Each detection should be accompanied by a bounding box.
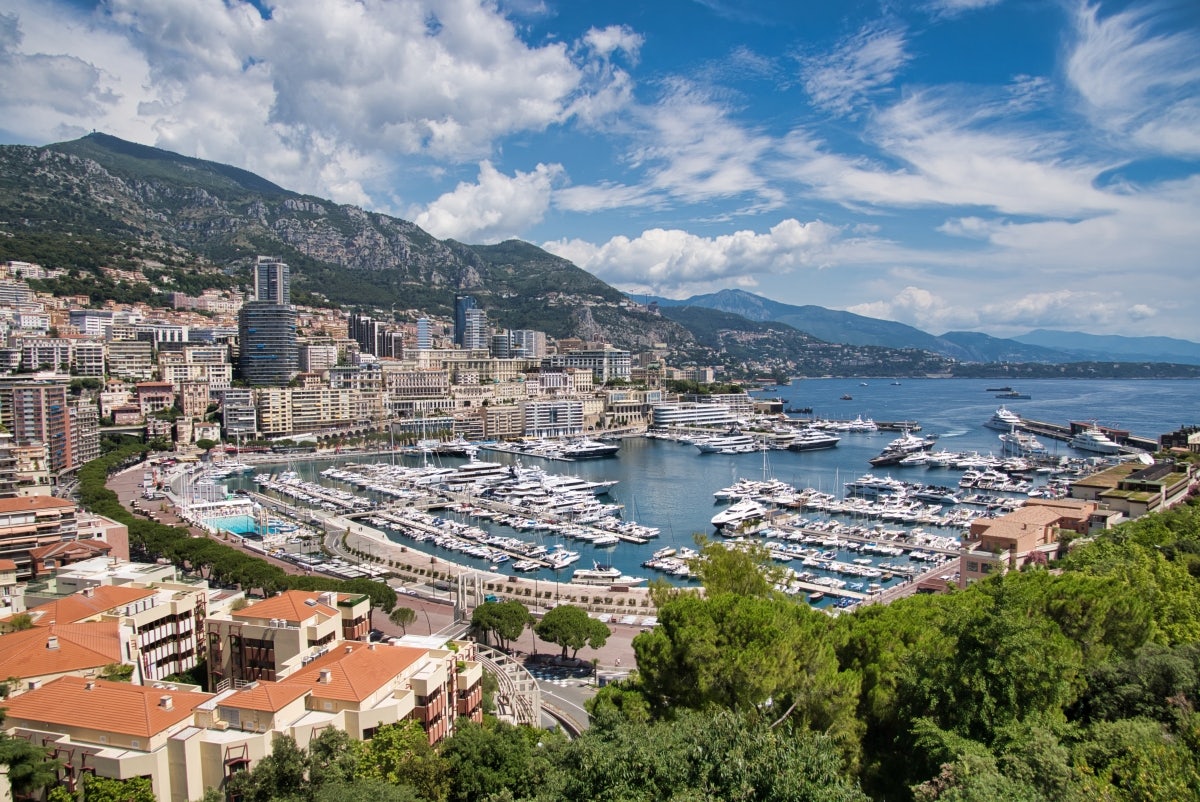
[254,256,290,305]
[0,377,74,475]
[237,302,298,386]
[462,307,489,351]
[454,294,477,348]
[511,329,547,358]
[416,317,432,350]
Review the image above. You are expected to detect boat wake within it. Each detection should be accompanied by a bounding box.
[940,429,968,438]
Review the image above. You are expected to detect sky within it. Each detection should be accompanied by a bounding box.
[1,0,1199,341]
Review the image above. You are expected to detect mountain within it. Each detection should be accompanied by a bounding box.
[1014,329,1200,366]
[637,289,1049,361]
[638,289,1200,365]
[0,133,680,350]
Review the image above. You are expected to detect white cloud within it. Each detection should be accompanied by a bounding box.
[1066,1,1200,157]
[543,218,840,295]
[800,24,910,117]
[777,89,1120,219]
[582,25,643,61]
[0,0,632,206]
[414,161,562,242]
[925,0,1003,18]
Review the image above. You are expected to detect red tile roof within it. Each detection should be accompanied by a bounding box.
[232,590,340,624]
[223,681,310,712]
[282,641,426,703]
[0,496,76,513]
[0,621,123,679]
[1,675,209,739]
[26,585,157,626]
[0,558,17,571]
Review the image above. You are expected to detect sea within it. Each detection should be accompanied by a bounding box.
[228,378,1199,593]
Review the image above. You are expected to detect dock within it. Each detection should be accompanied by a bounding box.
[1019,418,1156,452]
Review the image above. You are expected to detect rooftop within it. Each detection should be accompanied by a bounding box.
[25,585,157,626]
[282,641,426,703]
[0,621,122,681]
[2,675,210,739]
[222,680,310,713]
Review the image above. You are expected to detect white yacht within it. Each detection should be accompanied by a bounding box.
[695,433,759,454]
[984,406,1023,431]
[786,428,841,452]
[999,429,1048,457]
[559,438,621,459]
[1069,426,1122,455]
[571,563,646,586]
[711,498,770,530]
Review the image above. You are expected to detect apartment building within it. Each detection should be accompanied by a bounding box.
[205,590,372,689]
[0,495,78,579]
[106,339,154,381]
[3,633,483,801]
[959,499,1097,586]
[0,377,74,474]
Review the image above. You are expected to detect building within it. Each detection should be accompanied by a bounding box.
[0,496,78,579]
[959,499,1097,586]
[0,376,75,474]
[416,317,432,350]
[453,294,477,348]
[511,329,547,358]
[651,402,737,429]
[135,381,176,417]
[2,632,483,801]
[237,302,298,386]
[1070,459,1198,521]
[106,339,155,381]
[254,256,290,305]
[221,388,257,439]
[545,348,632,383]
[299,343,339,373]
[523,399,584,438]
[205,589,372,688]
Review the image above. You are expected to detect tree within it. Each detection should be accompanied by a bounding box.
[0,732,60,799]
[552,709,867,802]
[195,438,217,451]
[389,606,417,634]
[99,662,134,682]
[631,591,861,764]
[471,600,531,651]
[440,720,556,802]
[534,604,609,660]
[356,720,450,801]
[80,774,157,802]
[225,734,309,802]
[691,536,784,598]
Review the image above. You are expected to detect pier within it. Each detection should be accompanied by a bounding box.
[1019,418,1156,452]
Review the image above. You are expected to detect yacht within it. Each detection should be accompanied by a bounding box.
[695,433,759,454]
[559,438,621,459]
[868,431,937,466]
[999,429,1047,457]
[711,498,770,530]
[984,406,1023,431]
[1069,426,1122,455]
[786,428,841,452]
[571,563,647,586]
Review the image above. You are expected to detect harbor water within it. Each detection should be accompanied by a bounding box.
[229,378,1200,596]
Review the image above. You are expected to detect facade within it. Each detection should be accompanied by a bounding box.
[221,388,258,438]
[254,256,290,305]
[237,302,298,386]
[650,402,737,429]
[0,377,74,475]
[523,399,584,438]
[545,348,632,383]
[453,294,477,348]
[106,339,155,381]
[0,496,79,579]
[959,499,1096,586]
[299,343,339,373]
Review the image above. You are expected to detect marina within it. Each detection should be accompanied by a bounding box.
[207,377,1198,611]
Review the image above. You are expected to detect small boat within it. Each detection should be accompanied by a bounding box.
[807,591,825,603]
[995,391,1031,399]
[840,394,853,401]
[986,386,1013,392]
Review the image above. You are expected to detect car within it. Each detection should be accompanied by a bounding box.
[368,628,386,642]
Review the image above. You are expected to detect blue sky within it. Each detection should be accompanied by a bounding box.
[2,0,1198,340]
